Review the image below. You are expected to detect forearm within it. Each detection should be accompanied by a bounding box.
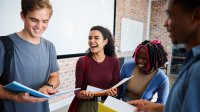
[0,85,18,101]
[157,80,170,103]
[47,72,60,89]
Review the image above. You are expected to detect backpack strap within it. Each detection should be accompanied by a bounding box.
[0,36,14,85]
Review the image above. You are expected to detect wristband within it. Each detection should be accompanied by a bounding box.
[45,83,53,88]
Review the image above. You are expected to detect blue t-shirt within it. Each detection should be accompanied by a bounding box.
[164,45,200,112]
[0,33,59,112]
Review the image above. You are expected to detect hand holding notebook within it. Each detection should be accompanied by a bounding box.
[4,81,80,98]
[86,76,134,97]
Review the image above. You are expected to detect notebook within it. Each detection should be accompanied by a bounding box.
[98,102,117,112]
[4,81,80,98]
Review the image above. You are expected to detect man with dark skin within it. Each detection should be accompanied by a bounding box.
[128,0,200,112]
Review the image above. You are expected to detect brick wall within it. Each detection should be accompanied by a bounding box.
[150,0,172,59]
[115,0,149,57]
[49,58,79,111]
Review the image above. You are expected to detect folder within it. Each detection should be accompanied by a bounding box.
[98,102,117,112]
[103,96,136,112]
[4,81,80,98]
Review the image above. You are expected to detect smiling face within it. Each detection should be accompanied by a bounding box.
[135,47,149,74]
[21,8,51,39]
[88,30,108,55]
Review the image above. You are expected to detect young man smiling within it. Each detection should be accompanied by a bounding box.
[0,0,60,112]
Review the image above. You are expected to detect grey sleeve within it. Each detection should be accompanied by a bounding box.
[49,43,59,73]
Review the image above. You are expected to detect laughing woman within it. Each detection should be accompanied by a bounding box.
[68,26,120,112]
[119,40,169,104]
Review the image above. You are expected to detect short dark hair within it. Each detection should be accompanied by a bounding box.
[133,40,168,71]
[173,0,200,11]
[21,0,53,16]
[86,26,116,57]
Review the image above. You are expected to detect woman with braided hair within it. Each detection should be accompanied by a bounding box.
[119,40,169,104]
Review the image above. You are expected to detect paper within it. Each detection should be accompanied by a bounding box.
[112,76,133,88]
[104,96,136,112]
[51,88,81,97]
[98,102,117,112]
[4,81,80,98]
[86,85,104,92]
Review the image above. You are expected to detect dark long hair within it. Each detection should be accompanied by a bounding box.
[133,40,168,72]
[86,26,116,57]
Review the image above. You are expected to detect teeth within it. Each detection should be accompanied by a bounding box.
[35,30,41,33]
[138,64,144,67]
[91,45,97,47]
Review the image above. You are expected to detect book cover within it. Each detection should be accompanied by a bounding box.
[98,102,117,112]
[103,96,136,112]
[4,81,80,98]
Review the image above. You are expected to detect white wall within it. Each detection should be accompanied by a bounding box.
[0,0,115,56]
[120,18,144,52]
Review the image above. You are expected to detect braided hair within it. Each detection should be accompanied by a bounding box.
[133,40,168,73]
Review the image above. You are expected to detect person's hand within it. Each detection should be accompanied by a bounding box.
[15,92,47,103]
[105,87,117,96]
[93,87,118,97]
[128,99,164,112]
[38,85,58,95]
[78,90,95,99]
